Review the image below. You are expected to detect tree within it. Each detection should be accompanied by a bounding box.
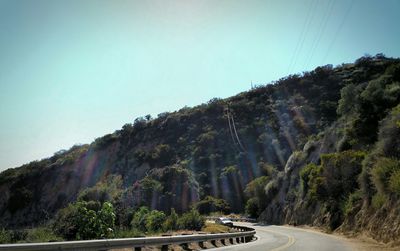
[53,201,116,240]
[195,196,230,214]
[78,175,123,204]
[150,144,176,166]
[245,198,259,218]
[337,83,361,116]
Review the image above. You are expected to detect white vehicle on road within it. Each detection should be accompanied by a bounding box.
[215,217,234,227]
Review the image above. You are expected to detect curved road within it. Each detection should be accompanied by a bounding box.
[210,223,354,251]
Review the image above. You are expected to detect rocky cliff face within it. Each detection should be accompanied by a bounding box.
[258,63,400,244]
[258,122,400,244]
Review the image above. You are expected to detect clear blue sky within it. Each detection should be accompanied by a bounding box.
[0,0,399,171]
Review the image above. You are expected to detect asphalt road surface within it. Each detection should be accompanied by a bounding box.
[210,223,354,251]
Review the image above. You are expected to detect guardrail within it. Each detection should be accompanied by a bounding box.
[0,225,256,251]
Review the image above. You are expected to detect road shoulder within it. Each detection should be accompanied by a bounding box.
[289,225,399,251]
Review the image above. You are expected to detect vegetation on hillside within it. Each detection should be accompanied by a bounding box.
[0,54,399,243]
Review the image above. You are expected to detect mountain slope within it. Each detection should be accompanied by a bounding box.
[1,54,399,243]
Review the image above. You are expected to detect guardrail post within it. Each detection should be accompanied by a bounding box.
[236,237,240,243]
[241,236,245,243]
[180,243,189,250]
[211,240,217,247]
[198,241,205,249]
[221,239,226,246]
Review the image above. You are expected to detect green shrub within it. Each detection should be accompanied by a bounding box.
[163,208,179,231]
[264,179,279,200]
[0,229,11,244]
[197,130,218,145]
[131,207,150,232]
[371,157,400,194]
[372,193,387,209]
[140,177,163,194]
[320,151,366,199]
[116,207,135,229]
[220,165,239,176]
[195,196,230,215]
[53,203,80,240]
[78,175,123,204]
[337,83,361,116]
[25,227,62,243]
[358,154,377,200]
[92,133,118,150]
[114,228,144,238]
[245,198,259,218]
[343,190,363,216]
[9,230,27,243]
[389,170,400,195]
[53,201,116,240]
[300,151,366,230]
[244,176,270,210]
[145,210,166,232]
[0,229,29,244]
[302,151,366,202]
[96,202,116,237]
[244,176,269,198]
[78,187,111,204]
[150,144,175,166]
[300,163,324,200]
[178,209,205,231]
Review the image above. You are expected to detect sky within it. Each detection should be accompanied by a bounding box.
[0,0,399,172]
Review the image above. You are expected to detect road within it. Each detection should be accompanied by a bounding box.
[210,223,354,251]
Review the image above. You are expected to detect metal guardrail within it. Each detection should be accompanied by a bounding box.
[0,225,256,251]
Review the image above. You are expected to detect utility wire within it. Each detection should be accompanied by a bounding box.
[305,0,335,69]
[227,108,242,153]
[287,0,317,75]
[291,0,318,74]
[230,112,247,153]
[287,0,314,75]
[321,0,354,65]
[226,106,247,153]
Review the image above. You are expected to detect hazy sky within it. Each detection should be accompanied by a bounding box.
[0,0,399,171]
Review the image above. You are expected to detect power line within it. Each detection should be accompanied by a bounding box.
[287,0,318,75]
[230,114,247,153]
[287,0,315,75]
[321,0,354,65]
[304,0,335,69]
[291,0,319,73]
[225,106,247,154]
[226,107,242,153]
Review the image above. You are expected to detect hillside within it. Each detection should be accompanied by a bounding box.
[1,54,399,243]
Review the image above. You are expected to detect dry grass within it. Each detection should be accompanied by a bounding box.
[201,223,230,234]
